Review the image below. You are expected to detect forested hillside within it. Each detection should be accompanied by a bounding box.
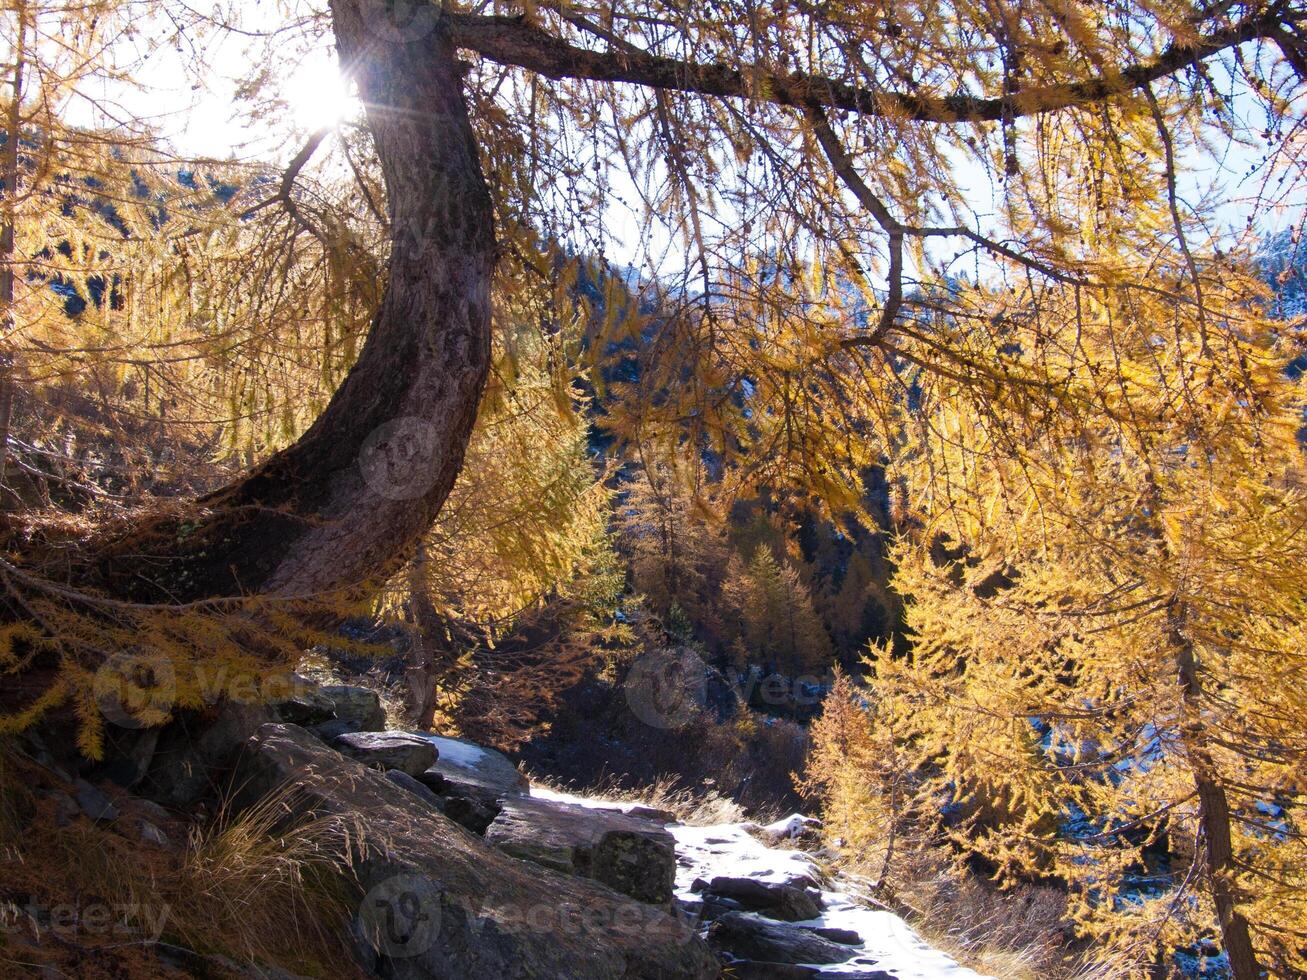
[0,1,1304,978]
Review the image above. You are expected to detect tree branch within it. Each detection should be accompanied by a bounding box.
[446,8,1293,124]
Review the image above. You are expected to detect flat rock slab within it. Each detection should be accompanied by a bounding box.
[235,724,717,980]
[486,796,677,905]
[333,731,437,777]
[707,911,859,965]
[421,734,529,797]
[698,876,823,922]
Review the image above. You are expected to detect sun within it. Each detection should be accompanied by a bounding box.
[284,53,356,132]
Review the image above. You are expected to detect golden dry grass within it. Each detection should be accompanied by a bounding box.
[0,742,367,978]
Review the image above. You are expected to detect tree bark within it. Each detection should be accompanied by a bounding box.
[1175,632,1262,980]
[89,1,494,604]
[0,2,28,498]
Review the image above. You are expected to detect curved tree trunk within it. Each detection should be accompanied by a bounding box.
[91,2,494,604]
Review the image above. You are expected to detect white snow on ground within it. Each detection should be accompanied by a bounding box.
[529,784,667,816]
[530,786,991,979]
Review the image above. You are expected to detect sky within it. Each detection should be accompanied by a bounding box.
[42,1,1305,280]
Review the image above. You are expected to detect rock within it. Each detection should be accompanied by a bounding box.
[269,675,337,726]
[144,700,277,807]
[322,685,386,732]
[722,965,892,980]
[702,877,823,921]
[128,797,174,825]
[235,724,717,979]
[719,964,820,979]
[485,796,676,905]
[807,926,861,945]
[73,778,119,823]
[332,731,437,777]
[422,734,529,797]
[49,790,80,827]
[707,912,858,965]
[138,820,170,846]
[414,735,528,834]
[384,770,446,812]
[307,718,354,743]
[624,804,677,823]
[440,794,501,835]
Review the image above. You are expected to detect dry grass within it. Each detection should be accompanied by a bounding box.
[0,743,367,978]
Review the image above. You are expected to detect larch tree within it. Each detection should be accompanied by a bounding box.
[0,1,1302,972]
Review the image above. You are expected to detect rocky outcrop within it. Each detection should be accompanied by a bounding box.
[694,877,823,922]
[333,731,437,776]
[270,675,337,726]
[321,685,386,733]
[412,735,529,834]
[706,912,858,965]
[235,724,718,979]
[486,796,677,905]
[420,734,529,797]
[142,700,276,807]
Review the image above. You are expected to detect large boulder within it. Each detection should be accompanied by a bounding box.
[420,734,529,798]
[234,725,718,980]
[143,700,276,807]
[485,796,676,905]
[269,674,337,726]
[413,735,530,835]
[707,912,858,965]
[322,685,386,732]
[696,877,823,922]
[333,731,437,777]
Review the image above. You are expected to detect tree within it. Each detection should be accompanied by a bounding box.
[1,3,1304,970]
[724,543,831,676]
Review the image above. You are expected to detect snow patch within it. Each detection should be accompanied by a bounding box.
[422,734,490,768]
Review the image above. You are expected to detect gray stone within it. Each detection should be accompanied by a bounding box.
[332,731,437,777]
[384,769,446,812]
[707,912,858,965]
[269,674,337,726]
[144,700,277,807]
[322,685,386,732]
[807,926,861,945]
[422,734,529,798]
[73,778,119,823]
[234,724,718,980]
[138,819,170,846]
[702,876,823,921]
[485,796,676,905]
[307,718,354,743]
[49,790,80,827]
